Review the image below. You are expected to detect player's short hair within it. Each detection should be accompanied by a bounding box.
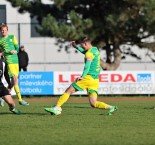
[0,23,8,31]
[0,49,3,53]
[79,36,91,44]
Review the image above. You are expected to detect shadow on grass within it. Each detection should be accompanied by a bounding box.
[64,106,90,109]
[20,112,47,115]
[0,112,47,116]
[0,112,12,115]
[143,106,155,109]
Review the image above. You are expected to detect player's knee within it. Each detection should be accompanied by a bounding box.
[14,76,18,83]
[65,85,76,95]
[88,92,97,108]
[90,103,95,108]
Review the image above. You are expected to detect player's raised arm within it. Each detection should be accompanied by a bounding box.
[71,41,86,54]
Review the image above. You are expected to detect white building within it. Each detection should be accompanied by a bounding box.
[0,0,155,71]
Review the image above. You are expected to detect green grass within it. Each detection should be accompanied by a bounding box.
[0,98,155,145]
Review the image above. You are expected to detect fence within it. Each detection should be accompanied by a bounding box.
[4,23,155,71]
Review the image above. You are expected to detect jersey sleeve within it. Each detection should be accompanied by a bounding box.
[81,60,91,78]
[85,51,94,59]
[13,35,19,52]
[76,46,86,54]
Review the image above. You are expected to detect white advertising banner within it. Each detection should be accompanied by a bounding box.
[98,71,155,94]
[54,71,86,95]
[54,71,155,95]
[2,71,155,95]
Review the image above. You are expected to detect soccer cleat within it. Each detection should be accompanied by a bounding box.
[0,98,5,107]
[10,108,22,115]
[44,106,62,115]
[19,100,29,106]
[108,106,118,115]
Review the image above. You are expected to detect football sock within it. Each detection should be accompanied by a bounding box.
[94,101,110,109]
[14,85,22,102]
[57,93,70,107]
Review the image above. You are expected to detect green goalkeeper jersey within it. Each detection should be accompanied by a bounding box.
[0,35,19,64]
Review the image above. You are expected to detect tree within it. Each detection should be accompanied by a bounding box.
[6,0,155,70]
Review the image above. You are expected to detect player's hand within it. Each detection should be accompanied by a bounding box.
[8,88,12,93]
[71,41,77,48]
[75,77,83,82]
[10,50,17,54]
[8,84,13,92]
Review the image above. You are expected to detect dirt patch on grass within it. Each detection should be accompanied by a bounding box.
[15,96,155,103]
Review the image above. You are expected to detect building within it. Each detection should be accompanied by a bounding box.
[0,0,154,71]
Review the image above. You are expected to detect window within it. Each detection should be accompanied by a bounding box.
[0,5,6,24]
[31,16,42,37]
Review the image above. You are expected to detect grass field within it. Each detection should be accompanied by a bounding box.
[0,97,155,145]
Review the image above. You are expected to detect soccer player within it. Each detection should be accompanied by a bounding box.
[0,49,21,114]
[0,23,29,106]
[44,36,118,115]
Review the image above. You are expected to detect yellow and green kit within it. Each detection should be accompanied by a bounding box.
[0,35,19,76]
[72,46,101,94]
[0,35,19,64]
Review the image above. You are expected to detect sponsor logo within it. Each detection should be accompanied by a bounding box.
[99,74,136,82]
[137,74,151,82]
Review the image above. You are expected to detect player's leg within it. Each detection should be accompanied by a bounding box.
[0,98,5,107]
[44,84,77,115]
[44,77,87,115]
[8,64,22,101]
[1,86,21,114]
[56,85,77,107]
[8,64,29,106]
[0,85,5,106]
[88,92,118,115]
[88,76,118,115]
[3,95,21,114]
[88,92,110,109]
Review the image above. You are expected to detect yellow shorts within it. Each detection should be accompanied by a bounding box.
[72,75,99,94]
[8,64,19,77]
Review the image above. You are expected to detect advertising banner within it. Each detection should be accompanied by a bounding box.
[19,72,54,95]
[54,71,155,95]
[98,71,155,94]
[53,71,86,95]
[3,71,153,95]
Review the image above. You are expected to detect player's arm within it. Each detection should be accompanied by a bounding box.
[81,58,92,78]
[4,61,13,89]
[13,35,19,52]
[10,36,19,54]
[76,52,94,81]
[81,51,94,78]
[71,41,86,54]
[75,58,92,82]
